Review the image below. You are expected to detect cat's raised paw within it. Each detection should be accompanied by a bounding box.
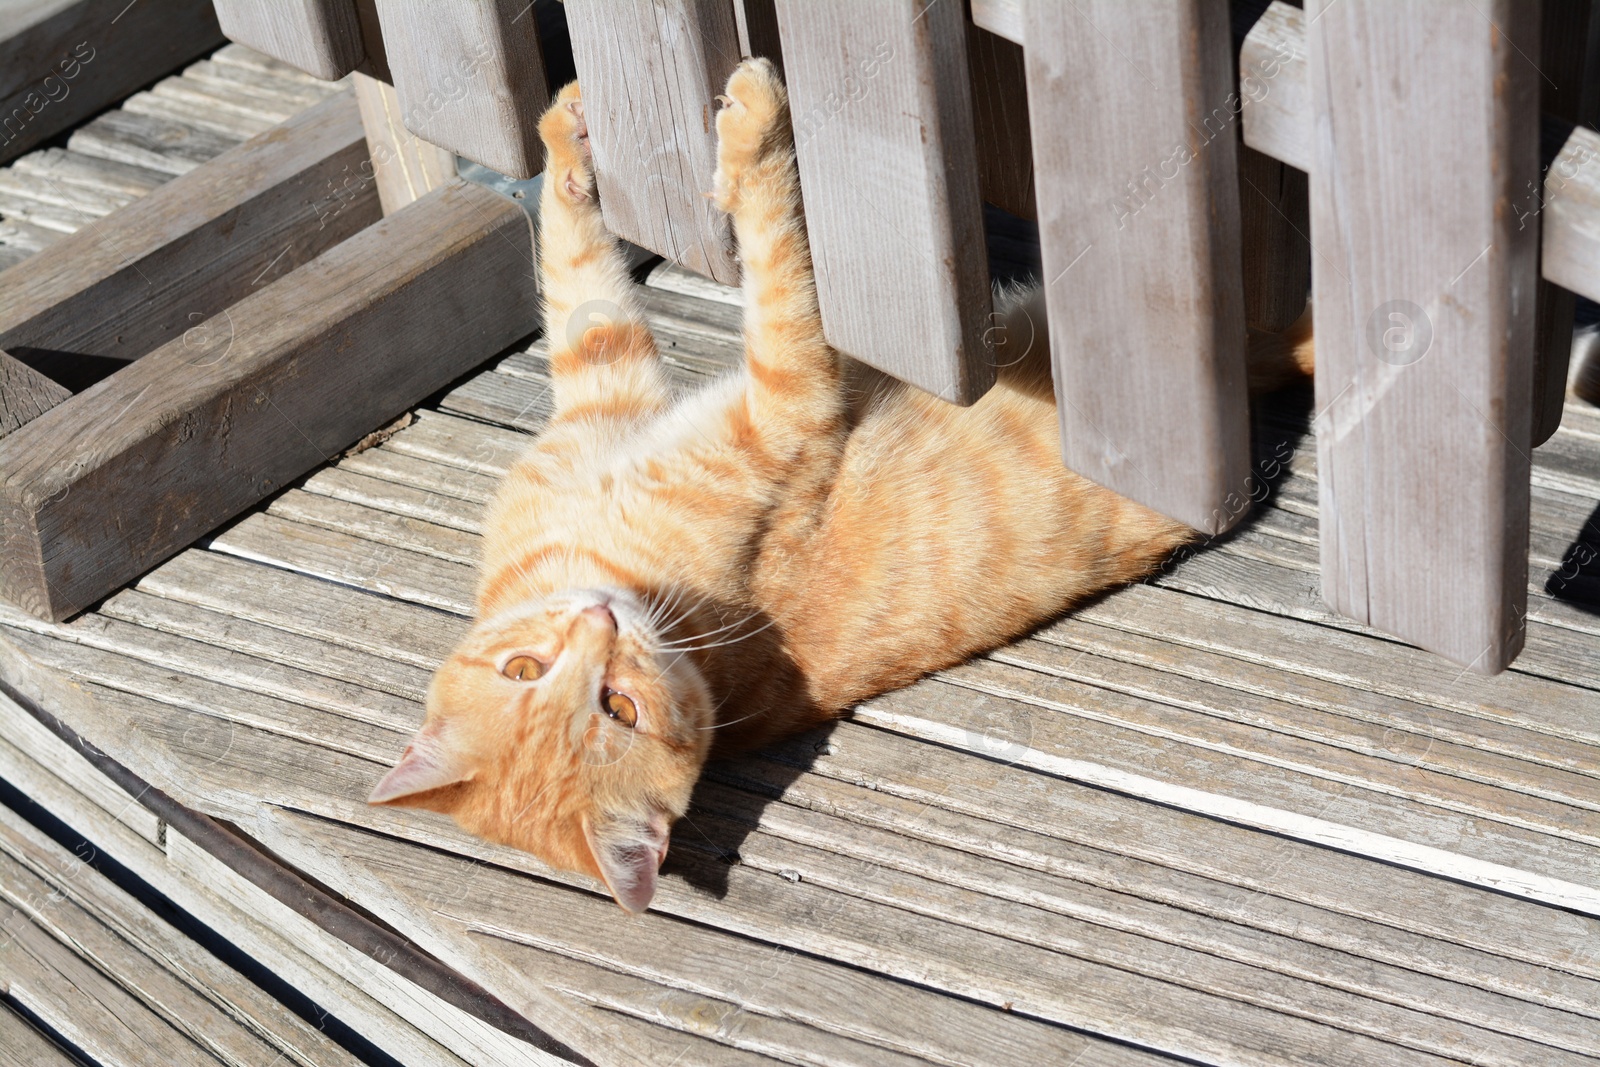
[713,58,790,213]
[539,81,594,204]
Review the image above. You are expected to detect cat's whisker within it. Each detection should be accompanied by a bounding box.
[661,615,777,655]
[654,608,764,650]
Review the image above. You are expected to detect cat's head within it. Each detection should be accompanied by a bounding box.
[367,588,714,912]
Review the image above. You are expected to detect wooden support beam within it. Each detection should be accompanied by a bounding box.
[0,179,536,622]
[967,19,1034,220]
[0,0,224,165]
[1238,144,1308,334]
[0,352,69,440]
[776,0,994,404]
[212,0,367,82]
[1307,0,1540,673]
[0,91,379,372]
[564,0,741,285]
[1024,1,1251,533]
[1530,0,1599,443]
[374,0,550,179]
[350,72,456,214]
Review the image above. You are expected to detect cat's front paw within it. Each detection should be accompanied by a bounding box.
[713,57,790,213]
[539,82,595,203]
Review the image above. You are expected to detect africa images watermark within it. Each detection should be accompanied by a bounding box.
[1110,38,1295,231]
[791,40,895,151]
[0,42,96,149]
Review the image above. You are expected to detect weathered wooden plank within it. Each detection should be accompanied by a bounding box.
[764,720,1600,984]
[212,511,476,614]
[564,0,741,285]
[692,794,1600,1064]
[1,904,222,1066]
[0,179,533,621]
[350,71,456,215]
[213,0,367,81]
[720,752,1600,1018]
[0,215,66,252]
[0,91,378,369]
[0,0,224,164]
[374,0,550,179]
[276,485,482,559]
[304,807,1174,1067]
[1038,607,1600,787]
[182,57,334,109]
[147,71,304,127]
[0,688,477,1067]
[1307,0,1539,672]
[99,587,433,703]
[10,145,168,197]
[776,0,994,403]
[966,19,1033,219]
[0,1002,77,1067]
[1024,1,1251,533]
[263,800,1460,1067]
[137,549,464,668]
[0,679,162,844]
[864,672,1600,905]
[67,107,245,175]
[120,85,277,140]
[0,807,366,1067]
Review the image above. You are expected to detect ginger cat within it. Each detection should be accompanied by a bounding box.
[369,60,1313,912]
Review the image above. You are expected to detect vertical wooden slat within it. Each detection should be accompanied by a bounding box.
[966,20,1034,220]
[374,0,551,179]
[776,0,994,404]
[563,0,741,285]
[1307,0,1540,673]
[1023,2,1251,533]
[212,0,366,81]
[350,73,456,215]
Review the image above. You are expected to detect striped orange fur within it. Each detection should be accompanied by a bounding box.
[368,61,1316,912]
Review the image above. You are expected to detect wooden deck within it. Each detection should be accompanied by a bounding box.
[3,43,1600,1067]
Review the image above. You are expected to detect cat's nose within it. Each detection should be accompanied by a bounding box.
[581,602,616,631]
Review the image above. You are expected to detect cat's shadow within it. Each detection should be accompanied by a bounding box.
[664,722,836,902]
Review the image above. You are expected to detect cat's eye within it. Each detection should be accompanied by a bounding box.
[502,655,545,682]
[601,688,638,728]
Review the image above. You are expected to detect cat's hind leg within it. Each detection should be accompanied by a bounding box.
[713,59,843,463]
[537,83,668,426]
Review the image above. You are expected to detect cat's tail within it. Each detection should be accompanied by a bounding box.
[1245,304,1315,396]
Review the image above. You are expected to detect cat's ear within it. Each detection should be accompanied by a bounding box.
[583,809,671,913]
[368,720,476,807]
